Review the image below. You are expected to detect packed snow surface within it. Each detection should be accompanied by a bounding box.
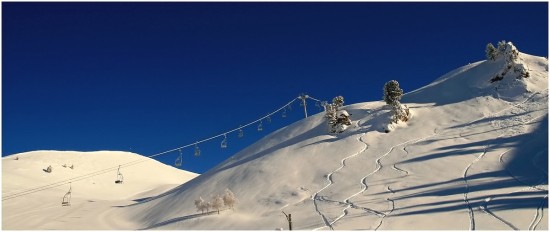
[2,52,548,230]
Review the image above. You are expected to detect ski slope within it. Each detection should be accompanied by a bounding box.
[2,52,548,230]
[2,151,198,229]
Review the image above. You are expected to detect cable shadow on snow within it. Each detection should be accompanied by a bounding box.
[122,115,330,207]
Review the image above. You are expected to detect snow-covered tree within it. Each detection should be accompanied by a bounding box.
[331,110,352,133]
[332,96,344,108]
[194,197,205,213]
[223,189,237,210]
[383,80,404,105]
[495,40,519,64]
[489,40,526,82]
[325,96,352,133]
[513,63,530,79]
[389,103,410,124]
[195,196,211,213]
[485,43,497,61]
[383,80,410,131]
[211,194,224,214]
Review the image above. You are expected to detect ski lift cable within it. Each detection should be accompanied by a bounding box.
[2,95,324,201]
[306,95,322,102]
[148,97,299,158]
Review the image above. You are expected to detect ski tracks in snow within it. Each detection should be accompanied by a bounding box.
[529,195,548,231]
[312,130,369,231]
[460,90,548,230]
[326,131,439,229]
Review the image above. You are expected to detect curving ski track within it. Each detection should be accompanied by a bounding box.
[480,197,519,230]
[312,130,368,231]
[328,132,438,228]
[528,195,548,231]
[374,186,396,231]
[459,91,547,230]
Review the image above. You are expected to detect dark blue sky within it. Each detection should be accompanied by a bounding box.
[3,2,548,174]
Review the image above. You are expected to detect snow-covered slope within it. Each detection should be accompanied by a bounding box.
[2,52,547,230]
[122,52,548,230]
[2,151,198,229]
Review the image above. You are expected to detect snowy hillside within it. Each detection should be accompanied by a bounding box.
[2,51,547,230]
[2,151,198,229]
[123,52,548,230]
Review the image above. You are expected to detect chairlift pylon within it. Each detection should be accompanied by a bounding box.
[115,165,123,184]
[221,134,228,149]
[62,183,72,206]
[175,149,183,167]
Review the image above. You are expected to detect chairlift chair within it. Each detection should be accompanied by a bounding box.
[175,149,183,167]
[194,143,201,157]
[221,134,228,149]
[115,165,124,184]
[258,121,263,131]
[62,183,72,206]
[238,126,244,138]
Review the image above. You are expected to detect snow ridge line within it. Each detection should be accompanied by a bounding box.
[528,195,548,231]
[479,197,519,230]
[312,130,369,231]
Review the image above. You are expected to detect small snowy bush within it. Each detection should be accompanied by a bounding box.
[211,194,224,214]
[43,165,52,173]
[194,196,211,213]
[223,189,237,210]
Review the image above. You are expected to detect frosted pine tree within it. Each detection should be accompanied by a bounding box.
[383,80,404,105]
[485,43,497,61]
[332,96,344,108]
[490,40,526,82]
[383,80,410,131]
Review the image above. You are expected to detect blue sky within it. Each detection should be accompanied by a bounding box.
[3,2,548,174]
